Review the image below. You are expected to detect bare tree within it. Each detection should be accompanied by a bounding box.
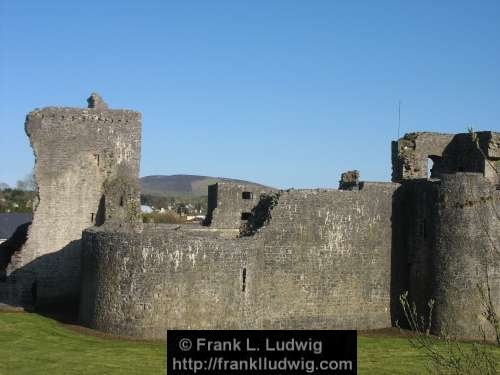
[398,292,497,374]
[15,171,35,191]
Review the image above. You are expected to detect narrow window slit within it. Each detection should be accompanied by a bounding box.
[242,268,247,292]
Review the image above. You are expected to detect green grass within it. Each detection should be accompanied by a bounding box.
[358,335,430,374]
[0,312,166,375]
[359,333,500,374]
[1,312,499,374]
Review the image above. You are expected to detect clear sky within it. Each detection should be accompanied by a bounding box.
[1,1,499,189]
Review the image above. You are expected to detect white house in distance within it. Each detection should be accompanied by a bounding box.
[140,205,153,214]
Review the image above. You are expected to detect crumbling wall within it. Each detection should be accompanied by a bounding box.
[1,95,141,306]
[392,132,454,182]
[392,131,500,185]
[239,192,280,236]
[339,170,360,190]
[441,132,500,186]
[205,182,275,230]
[100,164,142,230]
[432,173,500,341]
[482,132,500,185]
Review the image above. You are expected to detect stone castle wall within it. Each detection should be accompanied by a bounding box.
[1,100,141,306]
[254,183,399,330]
[79,225,258,338]
[80,183,399,338]
[80,172,500,341]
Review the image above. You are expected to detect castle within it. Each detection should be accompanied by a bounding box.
[0,95,499,341]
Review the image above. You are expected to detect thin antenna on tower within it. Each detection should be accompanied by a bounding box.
[397,100,401,138]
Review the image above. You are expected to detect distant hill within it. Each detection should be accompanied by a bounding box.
[140,175,271,197]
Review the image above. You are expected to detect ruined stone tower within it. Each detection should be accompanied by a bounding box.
[0,94,141,306]
[392,131,500,341]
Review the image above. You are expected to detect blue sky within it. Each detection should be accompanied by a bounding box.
[1,1,499,189]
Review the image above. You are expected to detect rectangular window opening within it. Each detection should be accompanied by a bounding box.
[242,192,253,200]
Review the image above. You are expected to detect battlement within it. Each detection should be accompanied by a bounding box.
[26,107,141,123]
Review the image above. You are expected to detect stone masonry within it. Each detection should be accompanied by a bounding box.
[1,95,498,343]
[0,94,141,306]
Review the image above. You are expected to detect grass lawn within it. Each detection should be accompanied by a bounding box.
[1,311,499,374]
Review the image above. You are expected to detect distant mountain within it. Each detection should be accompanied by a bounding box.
[140,175,271,197]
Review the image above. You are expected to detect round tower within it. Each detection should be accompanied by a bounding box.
[432,173,500,341]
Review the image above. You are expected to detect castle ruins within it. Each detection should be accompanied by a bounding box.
[1,95,499,342]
